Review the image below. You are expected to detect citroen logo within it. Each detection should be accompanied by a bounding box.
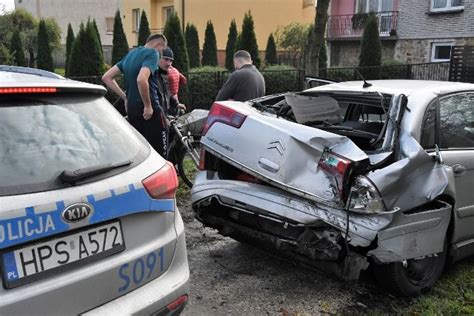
[267,140,286,156]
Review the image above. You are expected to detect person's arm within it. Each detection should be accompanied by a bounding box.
[137,67,153,120]
[179,72,187,86]
[215,73,238,101]
[102,65,128,113]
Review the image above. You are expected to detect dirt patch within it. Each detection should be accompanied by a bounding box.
[179,198,409,315]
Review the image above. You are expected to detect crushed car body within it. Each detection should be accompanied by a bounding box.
[192,80,474,296]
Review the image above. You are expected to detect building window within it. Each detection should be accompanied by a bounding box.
[431,42,454,62]
[105,17,114,34]
[430,0,464,12]
[356,0,394,13]
[132,9,140,32]
[163,6,174,24]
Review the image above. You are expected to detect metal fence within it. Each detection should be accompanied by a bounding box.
[70,62,451,110]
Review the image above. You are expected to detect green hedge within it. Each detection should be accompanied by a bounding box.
[262,65,300,95]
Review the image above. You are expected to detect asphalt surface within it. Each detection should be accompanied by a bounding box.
[179,199,409,315]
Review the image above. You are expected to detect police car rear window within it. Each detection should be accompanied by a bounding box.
[0,94,148,196]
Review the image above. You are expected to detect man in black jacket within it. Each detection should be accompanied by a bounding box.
[216,50,265,102]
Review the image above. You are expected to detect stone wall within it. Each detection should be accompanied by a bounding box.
[329,40,396,67]
[394,38,473,64]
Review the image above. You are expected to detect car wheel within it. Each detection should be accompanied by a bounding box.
[373,246,447,297]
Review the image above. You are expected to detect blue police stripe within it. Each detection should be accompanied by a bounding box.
[0,186,174,250]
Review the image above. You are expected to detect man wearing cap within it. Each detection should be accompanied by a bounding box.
[216,50,265,102]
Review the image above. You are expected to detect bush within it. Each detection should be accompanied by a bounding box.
[201,21,217,66]
[225,20,238,70]
[164,13,189,73]
[381,60,409,79]
[9,30,26,66]
[68,21,104,76]
[112,10,129,65]
[138,11,150,46]
[185,23,200,69]
[262,65,299,94]
[37,19,54,71]
[0,44,14,65]
[238,11,260,69]
[264,33,278,66]
[326,67,356,82]
[359,13,382,79]
[186,67,228,110]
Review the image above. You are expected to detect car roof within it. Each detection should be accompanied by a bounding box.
[308,79,474,97]
[0,66,107,94]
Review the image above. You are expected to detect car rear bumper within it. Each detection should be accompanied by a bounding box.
[84,215,190,316]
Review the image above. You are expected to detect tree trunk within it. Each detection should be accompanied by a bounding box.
[305,0,330,76]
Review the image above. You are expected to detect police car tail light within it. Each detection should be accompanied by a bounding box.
[202,102,247,136]
[142,162,178,199]
[0,87,57,94]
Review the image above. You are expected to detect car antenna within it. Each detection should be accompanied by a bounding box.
[355,68,372,88]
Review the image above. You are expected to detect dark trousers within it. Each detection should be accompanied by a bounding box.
[129,108,169,158]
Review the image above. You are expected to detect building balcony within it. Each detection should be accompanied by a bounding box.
[327,11,399,40]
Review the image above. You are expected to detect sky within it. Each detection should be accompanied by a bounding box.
[0,0,14,14]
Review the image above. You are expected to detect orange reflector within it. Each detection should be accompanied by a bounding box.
[0,87,58,94]
[166,295,188,311]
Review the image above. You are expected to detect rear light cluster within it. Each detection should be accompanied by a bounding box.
[166,295,188,313]
[142,162,178,199]
[318,149,351,196]
[0,87,57,94]
[198,147,206,171]
[202,102,247,135]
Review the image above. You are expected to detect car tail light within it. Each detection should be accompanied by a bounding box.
[202,102,247,135]
[198,147,206,171]
[142,162,178,199]
[235,171,261,184]
[166,295,188,312]
[0,87,57,94]
[348,176,385,214]
[318,150,351,195]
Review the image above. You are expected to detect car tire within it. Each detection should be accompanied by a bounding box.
[373,244,447,297]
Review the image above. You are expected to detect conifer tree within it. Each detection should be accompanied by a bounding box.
[224,19,238,70]
[138,10,150,46]
[112,10,129,65]
[92,19,104,61]
[10,30,26,66]
[65,23,75,76]
[37,19,54,71]
[264,33,277,66]
[359,13,382,79]
[185,23,200,68]
[201,20,217,67]
[238,11,260,68]
[164,13,189,73]
[68,21,104,76]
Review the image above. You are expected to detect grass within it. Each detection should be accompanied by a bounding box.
[400,259,474,314]
[55,68,65,76]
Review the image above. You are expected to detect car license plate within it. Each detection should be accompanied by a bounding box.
[1,221,124,289]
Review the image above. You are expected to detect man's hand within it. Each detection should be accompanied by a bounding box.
[178,103,187,111]
[143,106,153,120]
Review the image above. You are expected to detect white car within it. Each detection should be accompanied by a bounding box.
[0,66,189,315]
[192,79,474,296]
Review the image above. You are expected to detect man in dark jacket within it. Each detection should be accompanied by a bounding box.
[216,50,265,102]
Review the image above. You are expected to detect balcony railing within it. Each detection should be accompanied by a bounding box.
[150,28,165,34]
[328,11,399,39]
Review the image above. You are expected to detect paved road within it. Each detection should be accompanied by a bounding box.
[179,202,408,315]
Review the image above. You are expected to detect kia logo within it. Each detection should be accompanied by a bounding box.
[62,203,93,223]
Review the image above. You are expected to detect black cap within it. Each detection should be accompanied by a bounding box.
[162,47,174,60]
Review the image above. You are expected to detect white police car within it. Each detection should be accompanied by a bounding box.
[0,66,189,315]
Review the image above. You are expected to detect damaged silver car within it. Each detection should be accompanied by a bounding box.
[191,80,474,296]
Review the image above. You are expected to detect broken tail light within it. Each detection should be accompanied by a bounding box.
[142,162,179,199]
[318,149,352,196]
[348,176,385,214]
[202,102,247,136]
[198,147,206,171]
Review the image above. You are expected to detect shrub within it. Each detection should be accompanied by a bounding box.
[68,21,104,76]
[201,21,217,66]
[186,67,228,110]
[262,65,299,94]
[164,13,189,73]
[238,11,260,69]
[185,23,200,68]
[326,67,356,82]
[381,60,410,79]
[264,33,278,67]
[112,10,129,65]
[225,20,238,70]
[9,30,26,66]
[65,23,75,76]
[359,13,382,79]
[37,19,54,71]
[138,10,150,46]
[0,44,14,65]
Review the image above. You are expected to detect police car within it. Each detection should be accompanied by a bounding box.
[0,66,189,314]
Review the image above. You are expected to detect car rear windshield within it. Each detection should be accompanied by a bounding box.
[0,94,149,196]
